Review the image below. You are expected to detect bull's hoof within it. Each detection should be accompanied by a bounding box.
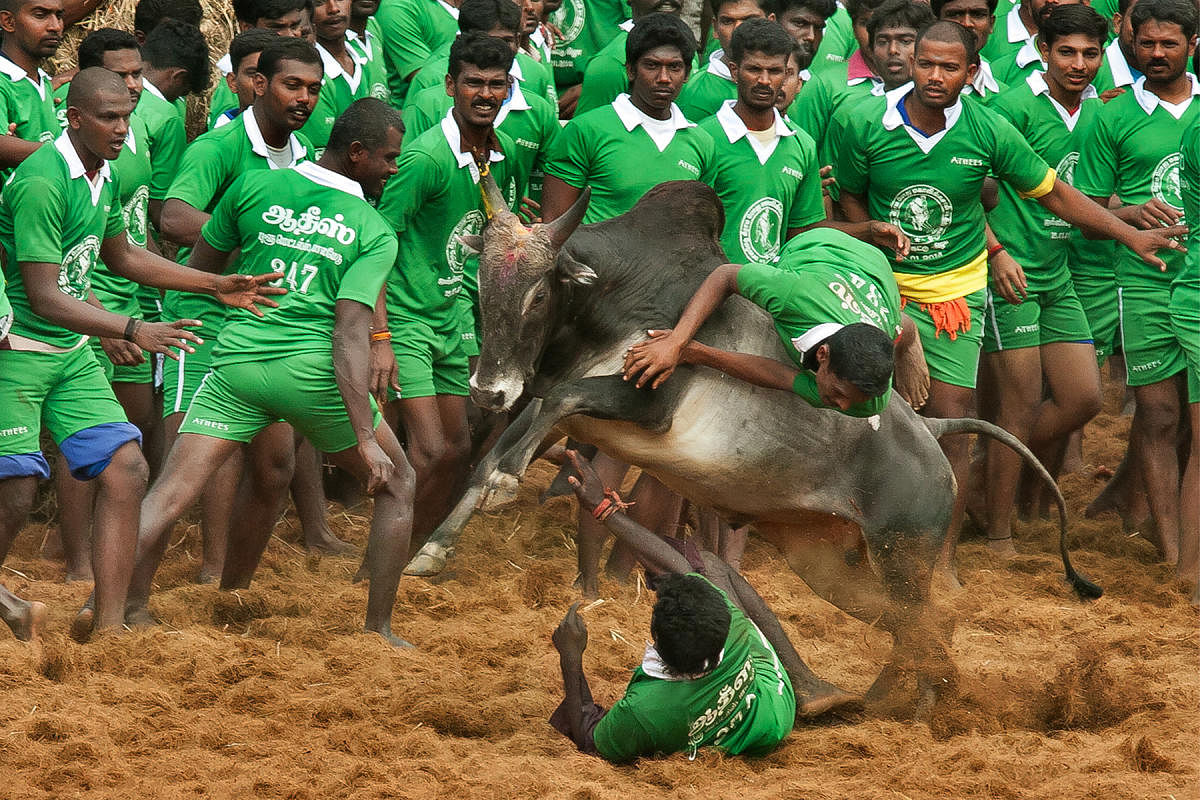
[404,542,452,576]
[796,682,862,718]
[479,471,521,511]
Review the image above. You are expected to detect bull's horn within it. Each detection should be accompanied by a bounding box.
[480,168,517,224]
[543,187,591,249]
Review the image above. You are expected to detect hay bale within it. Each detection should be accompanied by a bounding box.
[50,0,236,137]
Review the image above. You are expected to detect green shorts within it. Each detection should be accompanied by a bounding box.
[1169,282,1199,403]
[179,352,382,453]
[1119,285,1187,387]
[1071,273,1119,364]
[389,319,470,400]
[982,282,1092,353]
[905,288,986,389]
[163,336,216,417]
[457,291,480,359]
[0,345,139,480]
[89,338,154,385]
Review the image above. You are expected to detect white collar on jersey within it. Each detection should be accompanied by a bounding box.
[346,27,376,60]
[641,642,725,681]
[964,59,1002,96]
[141,77,169,103]
[440,108,505,183]
[530,26,548,48]
[1104,39,1137,88]
[435,0,459,19]
[792,322,846,361]
[1015,39,1045,70]
[316,40,364,93]
[715,99,793,164]
[493,78,531,127]
[612,93,693,151]
[217,52,233,75]
[619,18,634,32]
[1005,3,1034,45]
[1131,73,1200,119]
[242,105,307,166]
[54,131,112,206]
[293,160,364,199]
[124,125,138,155]
[0,52,49,98]
[1026,70,1098,131]
[707,48,733,81]
[881,82,963,154]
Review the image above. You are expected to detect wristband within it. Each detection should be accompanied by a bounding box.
[592,488,634,521]
[986,244,1006,260]
[370,331,392,342]
[123,317,140,341]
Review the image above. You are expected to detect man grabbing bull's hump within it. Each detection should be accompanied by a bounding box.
[622,227,930,416]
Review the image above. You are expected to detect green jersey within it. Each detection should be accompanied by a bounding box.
[1074,77,1199,289]
[961,60,1008,105]
[299,43,377,154]
[0,55,59,183]
[91,116,155,320]
[1179,123,1199,290]
[834,84,1053,291]
[698,103,824,264]
[376,0,460,104]
[979,4,1037,85]
[677,50,736,122]
[808,3,855,76]
[549,0,629,87]
[377,114,513,331]
[544,94,717,224]
[163,107,313,338]
[203,161,397,365]
[347,24,391,102]
[592,575,794,763]
[987,72,1100,293]
[0,135,126,349]
[1091,38,1141,95]
[575,26,631,115]
[406,47,553,105]
[736,228,903,416]
[135,80,188,203]
[788,60,879,162]
[207,52,239,129]
[400,85,559,202]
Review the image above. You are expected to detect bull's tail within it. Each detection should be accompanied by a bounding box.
[922,417,1103,600]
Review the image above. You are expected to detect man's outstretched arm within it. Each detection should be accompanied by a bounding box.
[550,603,603,754]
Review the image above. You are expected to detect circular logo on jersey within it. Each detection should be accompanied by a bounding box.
[123,185,151,248]
[889,184,952,245]
[1056,151,1079,187]
[370,81,389,101]
[738,197,783,262]
[58,235,101,300]
[446,209,486,275]
[1151,154,1183,211]
[550,0,585,46]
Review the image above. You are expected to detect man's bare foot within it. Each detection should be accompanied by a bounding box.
[305,528,357,555]
[894,336,930,411]
[124,606,160,628]
[986,537,1018,557]
[69,604,94,643]
[369,626,415,648]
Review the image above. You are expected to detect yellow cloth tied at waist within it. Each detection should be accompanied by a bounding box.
[895,250,988,341]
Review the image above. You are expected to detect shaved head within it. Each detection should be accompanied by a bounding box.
[66,66,128,109]
[915,18,979,63]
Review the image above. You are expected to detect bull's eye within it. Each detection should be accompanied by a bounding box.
[532,291,546,306]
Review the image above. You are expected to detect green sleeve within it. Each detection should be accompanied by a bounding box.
[531,95,560,171]
[337,224,398,306]
[986,111,1053,194]
[591,696,660,763]
[1073,112,1118,199]
[148,114,187,201]
[400,100,439,148]
[165,137,229,211]
[697,130,717,187]
[675,75,709,123]
[576,57,626,115]
[736,261,805,322]
[104,182,126,240]
[0,84,16,131]
[382,0,435,81]
[199,174,247,252]
[376,148,439,234]
[829,114,869,196]
[787,75,831,150]
[8,177,66,263]
[787,132,826,230]
[207,80,238,129]
[543,117,592,188]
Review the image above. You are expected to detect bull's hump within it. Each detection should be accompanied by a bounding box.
[596,181,724,246]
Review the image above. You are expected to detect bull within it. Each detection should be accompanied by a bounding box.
[418,178,1100,713]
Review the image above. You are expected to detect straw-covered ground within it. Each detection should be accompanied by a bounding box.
[0,377,1196,799]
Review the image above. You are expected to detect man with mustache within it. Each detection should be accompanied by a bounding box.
[677,0,772,120]
[0,0,64,175]
[301,0,377,154]
[833,20,1184,586]
[373,35,515,579]
[1093,0,1144,94]
[1074,0,1198,589]
[575,0,686,115]
[980,4,1110,557]
[775,0,837,73]
[933,0,1008,103]
[980,0,1087,85]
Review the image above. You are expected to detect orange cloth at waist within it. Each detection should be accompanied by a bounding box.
[901,295,972,341]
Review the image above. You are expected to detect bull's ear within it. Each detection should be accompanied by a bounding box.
[557,253,597,286]
[457,234,484,254]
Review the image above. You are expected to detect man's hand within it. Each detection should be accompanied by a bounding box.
[623,329,685,389]
[990,250,1028,305]
[131,319,204,360]
[565,449,606,513]
[518,196,542,224]
[865,221,910,261]
[357,437,395,495]
[1125,224,1188,271]
[819,165,835,199]
[1128,199,1183,229]
[369,339,400,406]
[552,602,588,658]
[99,337,145,366]
[1099,87,1126,103]
[213,272,287,315]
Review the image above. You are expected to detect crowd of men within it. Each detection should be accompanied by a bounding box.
[0,0,1194,765]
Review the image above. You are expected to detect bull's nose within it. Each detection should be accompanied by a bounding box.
[470,386,505,411]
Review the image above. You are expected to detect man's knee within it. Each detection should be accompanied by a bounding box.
[0,476,38,525]
[1135,388,1182,439]
[382,458,417,503]
[97,441,150,492]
